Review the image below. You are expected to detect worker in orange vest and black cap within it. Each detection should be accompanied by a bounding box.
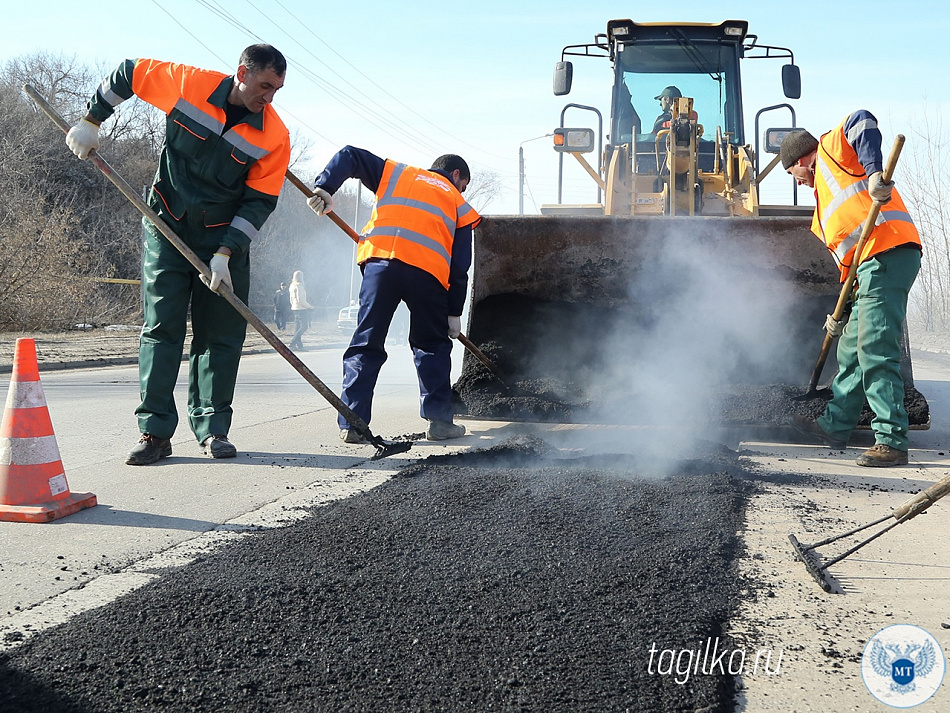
[307,146,480,442]
[782,111,921,467]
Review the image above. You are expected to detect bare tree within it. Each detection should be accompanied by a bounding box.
[0,54,158,329]
[466,168,504,213]
[901,109,950,333]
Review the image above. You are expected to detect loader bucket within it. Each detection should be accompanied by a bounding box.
[454,215,929,428]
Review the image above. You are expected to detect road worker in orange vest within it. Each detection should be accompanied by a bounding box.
[782,111,922,467]
[307,147,481,442]
[66,45,291,465]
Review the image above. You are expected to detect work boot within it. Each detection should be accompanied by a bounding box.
[125,433,172,466]
[789,414,847,449]
[340,429,368,444]
[201,435,237,459]
[856,444,908,467]
[426,420,466,441]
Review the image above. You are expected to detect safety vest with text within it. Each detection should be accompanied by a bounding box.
[812,116,920,282]
[359,161,481,289]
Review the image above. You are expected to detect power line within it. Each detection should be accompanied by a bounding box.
[151,0,547,203]
[244,4,444,155]
[149,0,336,145]
[196,0,445,157]
[266,0,511,162]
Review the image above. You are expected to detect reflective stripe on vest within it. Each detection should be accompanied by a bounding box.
[359,161,481,288]
[812,115,919,280]
[130,60,288,198]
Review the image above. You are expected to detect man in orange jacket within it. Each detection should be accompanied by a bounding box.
[307,146,480,442]
[66,45,291,465]
[782,111,922,467]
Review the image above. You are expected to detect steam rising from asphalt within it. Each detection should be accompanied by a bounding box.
[538,222,813,474]
[615,223,802,415]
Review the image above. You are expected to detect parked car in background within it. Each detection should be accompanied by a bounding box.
[337,302,409,343]
[337,304,359,334]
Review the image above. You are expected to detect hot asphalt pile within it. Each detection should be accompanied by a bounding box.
[454,294,929,428]
[0,436,756,713]
[456,361,929,429]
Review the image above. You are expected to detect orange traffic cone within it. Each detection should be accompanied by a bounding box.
[0,338,96,523]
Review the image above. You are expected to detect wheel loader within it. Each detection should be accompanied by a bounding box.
[456,19,929,430]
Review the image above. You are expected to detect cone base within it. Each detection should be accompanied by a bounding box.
[0,491,97,523]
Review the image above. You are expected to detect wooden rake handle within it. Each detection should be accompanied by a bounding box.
[285,170,360,243]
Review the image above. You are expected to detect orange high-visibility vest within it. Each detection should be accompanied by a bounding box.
[129,59,289,199]
[812,115,920,281]
[359,161,481,289]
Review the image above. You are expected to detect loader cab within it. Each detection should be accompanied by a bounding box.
[606,20,746,174]
[551,19,802,216]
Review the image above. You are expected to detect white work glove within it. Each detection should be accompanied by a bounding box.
[824,313,847,338]
[448,315,462,339]
[65,118,100,160]
[868,171,893,204]
[200,252,233,293]
[307,187,334,216]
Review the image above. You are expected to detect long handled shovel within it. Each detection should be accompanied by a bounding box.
[801,135,905,397]
[284,170,514,390]
[789,472,950,592]
[23,84,410,461]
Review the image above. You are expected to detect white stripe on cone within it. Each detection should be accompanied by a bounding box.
[0,434,63,466]
[4,380,47,410]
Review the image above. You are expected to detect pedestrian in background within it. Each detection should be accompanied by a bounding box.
[307,146,480,443]
[782,110,921,467]
[288,270,314,350]
[65,44,291,464]
[273,281,291,330]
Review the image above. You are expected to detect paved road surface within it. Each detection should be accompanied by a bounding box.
[1,342,948,711]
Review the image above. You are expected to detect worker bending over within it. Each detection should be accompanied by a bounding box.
[782,110,921,467]
[307,147,480,442]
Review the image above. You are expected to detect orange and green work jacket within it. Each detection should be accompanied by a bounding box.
[360,160,481,290]
[86,58,291,257]
[812,110,920,282]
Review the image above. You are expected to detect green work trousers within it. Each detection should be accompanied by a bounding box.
[818,246,920,451]
[135,218,250,443]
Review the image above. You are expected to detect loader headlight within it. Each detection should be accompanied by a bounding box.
[764,127,797,154]
[553,128,595,153]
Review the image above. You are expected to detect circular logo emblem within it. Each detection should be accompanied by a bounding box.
[862,624,945,708]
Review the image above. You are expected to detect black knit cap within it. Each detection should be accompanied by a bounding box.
[780,129,819,169]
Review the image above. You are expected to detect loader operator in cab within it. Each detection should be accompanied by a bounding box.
[306,146,480,443]
[65,44,291,465]
[781,114,922,467]
[651,85,682,134]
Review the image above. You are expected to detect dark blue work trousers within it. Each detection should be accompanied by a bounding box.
[339,259,453,428]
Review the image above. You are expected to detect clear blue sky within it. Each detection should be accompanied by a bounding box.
[5,0,947,214]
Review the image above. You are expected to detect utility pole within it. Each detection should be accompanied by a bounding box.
[519,134,553,215]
